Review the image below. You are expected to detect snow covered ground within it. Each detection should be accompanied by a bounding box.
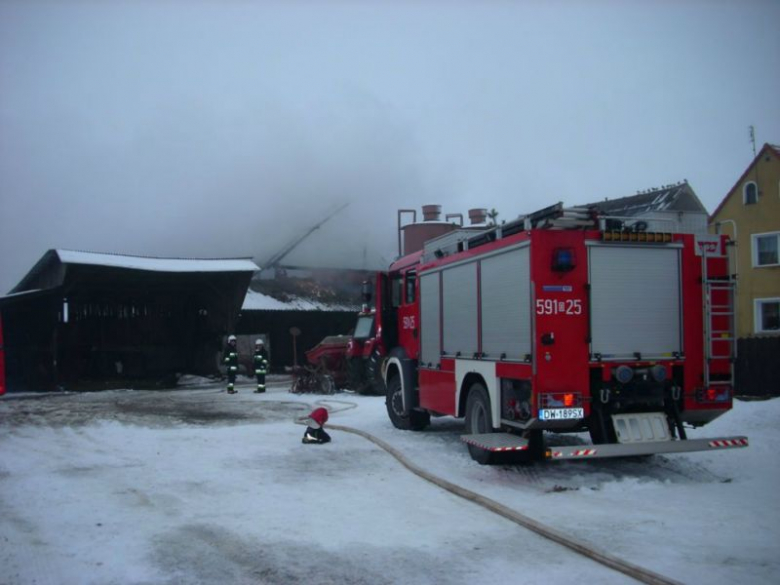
[1,382,777,585]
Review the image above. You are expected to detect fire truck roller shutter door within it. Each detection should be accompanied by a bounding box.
[588,244,682,359]
[480,245,531,360]
[442,263,479,358]
[419,272,441,367]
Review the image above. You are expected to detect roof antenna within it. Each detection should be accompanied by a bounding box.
[749,125,757,157]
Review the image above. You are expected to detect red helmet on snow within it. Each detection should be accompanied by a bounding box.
[308,407,329,428]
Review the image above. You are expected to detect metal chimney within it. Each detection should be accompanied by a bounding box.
[468,208,488,225]
[422,204,442,222]
[399,204,455,256]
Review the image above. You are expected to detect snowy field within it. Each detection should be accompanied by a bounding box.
[1,381,778,585]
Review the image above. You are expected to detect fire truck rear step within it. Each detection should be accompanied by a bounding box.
[612,412,671,443]
[461,433,530,452]
[461,432,749,461]
[549,436,749,460]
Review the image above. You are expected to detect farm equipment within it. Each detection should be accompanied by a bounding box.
[290,335,350,394]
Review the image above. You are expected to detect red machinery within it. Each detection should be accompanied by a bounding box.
[344,280,388,395]
[291,336,350,394]
[364,203,748,463]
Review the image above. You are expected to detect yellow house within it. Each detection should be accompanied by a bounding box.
[709,143,780,338]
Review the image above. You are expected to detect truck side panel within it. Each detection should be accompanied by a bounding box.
[442,263,479,358]
[480,245,531,360]
[530,231,591,402]
[419,272,440,368]
[587,243,683,359]
[419,363,456,415]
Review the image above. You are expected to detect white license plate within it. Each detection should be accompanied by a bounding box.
[539,408,584,421]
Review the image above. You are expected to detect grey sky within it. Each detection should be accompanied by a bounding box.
[1,0,778,294]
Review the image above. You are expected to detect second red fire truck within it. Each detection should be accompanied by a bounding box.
[352,203,748,463]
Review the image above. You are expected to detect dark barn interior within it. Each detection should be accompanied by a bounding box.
[236,308,357,372]
[0,250,257,391]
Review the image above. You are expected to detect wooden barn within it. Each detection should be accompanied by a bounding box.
[0,250,258,391]
[236,286,360,372]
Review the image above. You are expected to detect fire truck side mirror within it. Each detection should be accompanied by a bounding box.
[361,280,373,305]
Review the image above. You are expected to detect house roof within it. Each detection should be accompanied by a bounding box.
[583,181,706,217]
[11,249,259,294]
[55,250,258,273]
[710,143,780,220]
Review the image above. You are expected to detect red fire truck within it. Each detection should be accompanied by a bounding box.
[363,203,748,463]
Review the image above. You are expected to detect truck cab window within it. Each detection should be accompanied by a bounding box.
[405,271,417,304]
[390,276,402,308]
[353,315,375,339]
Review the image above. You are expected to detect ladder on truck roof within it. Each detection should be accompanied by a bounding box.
[464,203,599,251]
[519,202,598,230]
[702,244,736,389]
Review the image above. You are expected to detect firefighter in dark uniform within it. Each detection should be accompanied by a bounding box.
[253,339,269,393]
[224,335,239,394]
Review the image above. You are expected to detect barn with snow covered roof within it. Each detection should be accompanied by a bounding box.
[0,250,258,391]
[235,283,361,372]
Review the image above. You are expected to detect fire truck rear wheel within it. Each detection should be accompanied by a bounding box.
[465,383,497,465]
[588,405,616,444]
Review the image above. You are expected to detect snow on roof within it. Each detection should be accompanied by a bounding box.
[584,182,706,217]
[0,288,48,304]
[56,250,259,273]
[242,289,358,312]
[1,288,44,298]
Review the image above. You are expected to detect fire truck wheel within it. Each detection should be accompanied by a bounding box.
[465,383,497,465]
[588,406,616,444]
[363,349,383,396]
[346,357,372,394]
[386,375,410,429]
[385,376,429,431]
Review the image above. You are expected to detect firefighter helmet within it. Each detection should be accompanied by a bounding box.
[308,407,329,428]
[228,335,237,343]
[255,339,264,346]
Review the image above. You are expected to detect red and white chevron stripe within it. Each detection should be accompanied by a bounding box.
[708,438,749,448]
[552,448,597,458]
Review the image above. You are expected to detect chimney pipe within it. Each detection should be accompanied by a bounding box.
[445,213,463,226]
[468,208,488,225]
[422,204,442,222]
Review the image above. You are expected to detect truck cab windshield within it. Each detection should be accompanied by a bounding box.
[353,315,375,339]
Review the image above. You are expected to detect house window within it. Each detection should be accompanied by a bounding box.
[743,182,758,205]
[754,298,780,334]
[752,232,780,267]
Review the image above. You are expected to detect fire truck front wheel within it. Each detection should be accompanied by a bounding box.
[385,376,429,431]
[465,383,498,465]
[363,349,384,396]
